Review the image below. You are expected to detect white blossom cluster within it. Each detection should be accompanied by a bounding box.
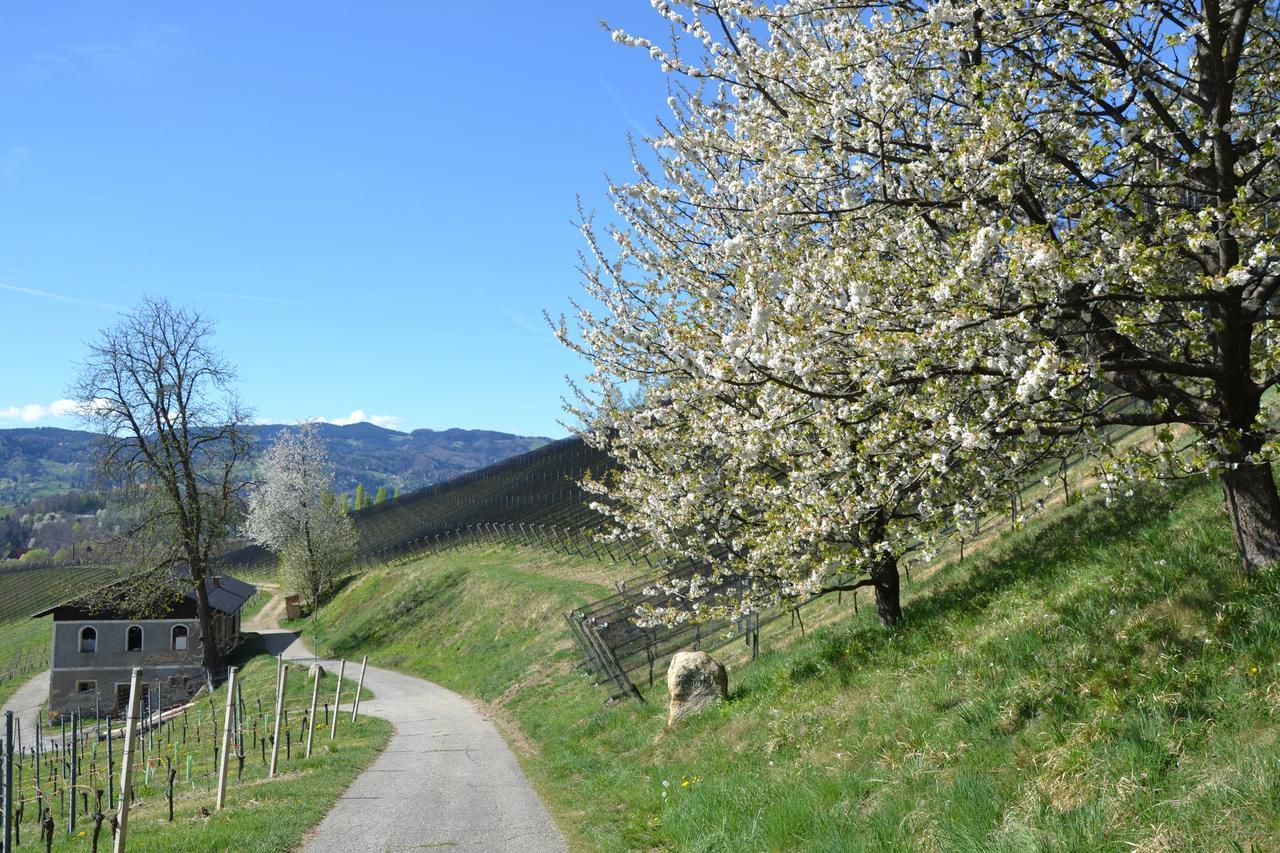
[562,0,1280,622]
[245,424,358,604]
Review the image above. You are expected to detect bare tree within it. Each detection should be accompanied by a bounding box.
[73,296,252,690]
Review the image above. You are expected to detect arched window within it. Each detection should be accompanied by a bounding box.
[79,626,96,653]
[126,625,143,652]
[171,624,189,651]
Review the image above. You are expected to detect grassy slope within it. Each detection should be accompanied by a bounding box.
[0,618,50,708]
[19,650,389,852]
[307,478,1280,851]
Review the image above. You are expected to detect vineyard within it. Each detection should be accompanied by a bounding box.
[1,652,384,851]
[0,564,123,624]
[350,436,611,561]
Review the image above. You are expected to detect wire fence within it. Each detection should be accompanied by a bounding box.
[565,424,1151,702]
[0,650,45,697]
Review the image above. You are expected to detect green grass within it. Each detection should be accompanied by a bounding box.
[0,616,50,708]
[299,475,1280,851]
[9,648,390,852]
[282,548,616,700]
[237,587,272,623]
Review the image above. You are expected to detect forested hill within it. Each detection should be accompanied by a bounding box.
[0,423,553,505]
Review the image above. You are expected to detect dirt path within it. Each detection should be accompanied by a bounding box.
[250,591,566,853]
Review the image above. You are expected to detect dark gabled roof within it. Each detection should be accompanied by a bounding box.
[196,570,256,615]
[32,565,256,619]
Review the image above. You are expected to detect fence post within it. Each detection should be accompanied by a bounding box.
[330,660,346,741]
[305,664,320,759]
[351,657,368,722]
[4,710,12,853]
[113,667,142,853]
[106,715,114,810]
[216,666,237,810]
[269,664,287,778]
[69,710,77,835]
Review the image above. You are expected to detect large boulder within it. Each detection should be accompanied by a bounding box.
[667,651,728,726]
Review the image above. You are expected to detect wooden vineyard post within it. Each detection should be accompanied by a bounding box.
[330,660,345,740]
[351,656,368,722]
[106,715,114,810]
[69,711,77,835]
[113,668,141,853]
[215,666,237,810]
[269,664,286,778]
[4,710,12,853]
[305,665,320,759]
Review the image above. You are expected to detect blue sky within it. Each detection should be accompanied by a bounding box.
[0,2,669,438]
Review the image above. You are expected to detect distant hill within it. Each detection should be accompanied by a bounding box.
[0,423,554,506]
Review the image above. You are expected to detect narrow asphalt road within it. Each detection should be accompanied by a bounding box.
[1,669,50,748]
[245,595,567,853]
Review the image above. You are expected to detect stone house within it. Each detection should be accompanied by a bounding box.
[34,569,256,716]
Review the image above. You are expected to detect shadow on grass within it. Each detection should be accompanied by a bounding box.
[762,478,1230,692]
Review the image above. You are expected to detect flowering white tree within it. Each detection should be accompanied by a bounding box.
[564,201,1070,625]
[569,0,1280,594]
[246,424,357,608]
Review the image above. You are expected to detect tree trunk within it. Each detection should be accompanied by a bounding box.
[191,561,223,691]
[870,555,902,628]
[1220,461,1280,574]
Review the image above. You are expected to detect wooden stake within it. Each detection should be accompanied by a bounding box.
[215,666,237,810]
[106,715,114,811]
[305,665,320,759]
[4,711,12,853]
[330,660,345,740]
[351,657,368,722]
[269,664,286,778]
[69,711,77,834]
[112,668,141,853]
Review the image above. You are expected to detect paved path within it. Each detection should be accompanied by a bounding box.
[1,669,50,748]
[247,596,567,853]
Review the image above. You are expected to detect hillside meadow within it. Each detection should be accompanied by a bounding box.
[298,476,1280,851]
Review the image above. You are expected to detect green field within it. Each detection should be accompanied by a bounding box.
[299,476,1280,851]
[6,648,389,852]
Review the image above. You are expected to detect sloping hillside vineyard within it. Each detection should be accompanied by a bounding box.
[347,437,612,561]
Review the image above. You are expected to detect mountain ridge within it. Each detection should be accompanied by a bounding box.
[0,423,557,506]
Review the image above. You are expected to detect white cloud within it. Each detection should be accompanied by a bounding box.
[0,398,83,422]
[321,410,403,430]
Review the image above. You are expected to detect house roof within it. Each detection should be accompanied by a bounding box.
[193,569,256,615]
[32,565,256,619]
